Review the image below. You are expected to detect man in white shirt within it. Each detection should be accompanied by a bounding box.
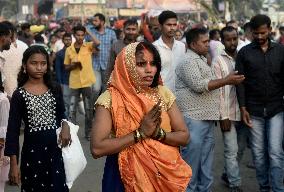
[209,29,225,59]
[0,22,12,91]
[153,10,186,92]
[0,21,28,97]
[212,26,244,192]
[226,20,248,52]
[0,22,11,68]
[237,22,252,51]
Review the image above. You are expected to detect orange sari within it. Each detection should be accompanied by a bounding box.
[108,43,191,192]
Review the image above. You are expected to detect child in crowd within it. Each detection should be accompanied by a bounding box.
[5,45,71,192]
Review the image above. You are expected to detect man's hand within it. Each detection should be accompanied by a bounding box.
[224,71,245,85]
[86,27,100,46]
[240,107,253,128]
[220,119,231,132]
[71,62,82,70]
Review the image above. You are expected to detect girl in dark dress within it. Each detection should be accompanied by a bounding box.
[5,45,71,192]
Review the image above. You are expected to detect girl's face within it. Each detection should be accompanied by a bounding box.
[50,35,57,44]
[135,49,157,88]
[24,53,48,80]
[175,31,182,40]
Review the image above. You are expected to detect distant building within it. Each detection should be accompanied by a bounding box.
[54,0,213,19]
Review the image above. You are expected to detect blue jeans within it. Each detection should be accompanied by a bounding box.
[181,115,215,192]
[92,70,107,100]
[236,122,250,162]
[222,121,241,187]
[69,87,93,138]
[250,112,284,192]
[92,70,107,122]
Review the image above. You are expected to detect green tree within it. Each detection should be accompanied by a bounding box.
[212,0,264,20]
[0,0,17,19]
[276,0,284,11]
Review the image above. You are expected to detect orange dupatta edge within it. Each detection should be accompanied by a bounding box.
[108,43,191,192]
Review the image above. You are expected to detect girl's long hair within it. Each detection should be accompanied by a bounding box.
[18,45,59,95]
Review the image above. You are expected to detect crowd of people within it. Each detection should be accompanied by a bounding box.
[0,9,283,192]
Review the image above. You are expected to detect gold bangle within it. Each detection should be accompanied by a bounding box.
[156,128,166,141]
[138,129,147,139]
[133,130,139,143]
[160,129,166,141]
[155,128,162,140]
[134,129,143,143]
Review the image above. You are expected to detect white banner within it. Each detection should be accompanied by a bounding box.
[69,0,106,4]
[22,5,29,14]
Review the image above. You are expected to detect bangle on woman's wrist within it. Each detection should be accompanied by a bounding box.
[153,128,166,141]
[134,129,147,143]
[134,129,142,143]
[138,128,146,139]
[159,128,166,141]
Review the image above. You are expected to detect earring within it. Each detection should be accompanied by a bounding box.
[23,68,26,73]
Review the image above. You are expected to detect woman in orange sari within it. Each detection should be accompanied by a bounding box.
[91,42,192,192]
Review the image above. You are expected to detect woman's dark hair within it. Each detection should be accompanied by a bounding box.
[135,41,161,88]
[250,14,271,30]
[0,72,4,93]
[18,45,58,95]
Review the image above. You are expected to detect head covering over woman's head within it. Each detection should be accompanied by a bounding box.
[109,42,163,126]
[108,42,191,191]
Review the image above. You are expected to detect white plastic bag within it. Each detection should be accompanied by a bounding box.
[56,121,87,189]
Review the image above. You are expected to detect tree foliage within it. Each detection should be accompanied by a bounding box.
[0,0,17,19]
[276,0,284,11]
[213,0,264,20]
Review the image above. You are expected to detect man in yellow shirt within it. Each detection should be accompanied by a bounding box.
[64,25,100,140]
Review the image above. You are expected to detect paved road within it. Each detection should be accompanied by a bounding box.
[5,116,258,192]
